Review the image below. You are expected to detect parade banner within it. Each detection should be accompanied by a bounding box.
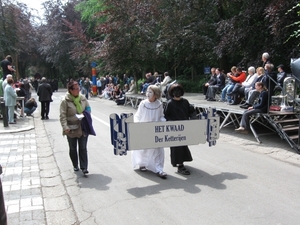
[110,108,219,155]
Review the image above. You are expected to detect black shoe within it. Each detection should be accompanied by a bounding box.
[74,167,79,171]
[229,102,238,105]
[82,169,89,174]
[46,116,49,120]
[240,104,250,109]
[178,166,190,175]
[41,117,45,120]
[207,98,216,101]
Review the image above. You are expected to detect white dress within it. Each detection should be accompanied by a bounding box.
[131,99,166,173]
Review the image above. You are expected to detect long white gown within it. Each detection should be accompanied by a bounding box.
[131,99,166,173]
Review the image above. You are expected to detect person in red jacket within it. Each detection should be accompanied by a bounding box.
[226,67,246,104]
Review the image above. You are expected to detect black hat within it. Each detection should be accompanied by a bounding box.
[277,64,284,69]
[168,83,184,97]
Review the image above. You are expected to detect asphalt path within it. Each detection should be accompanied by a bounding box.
[41,90,300,225]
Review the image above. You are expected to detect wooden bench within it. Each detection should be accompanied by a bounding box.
[124,94,168,109]
[124,94,146,108]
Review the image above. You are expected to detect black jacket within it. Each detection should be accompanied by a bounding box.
[37,82,53,102]
[253,90,268,113]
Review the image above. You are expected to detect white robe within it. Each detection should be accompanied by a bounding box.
[131,99,166,173]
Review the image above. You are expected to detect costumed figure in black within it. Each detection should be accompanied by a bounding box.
[164,83,195,175]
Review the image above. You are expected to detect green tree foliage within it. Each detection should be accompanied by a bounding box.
[0,0,38,78]
[38,0,82,79]
[287,3,300,46]
[1,0,300,84]
[70,0,300,79]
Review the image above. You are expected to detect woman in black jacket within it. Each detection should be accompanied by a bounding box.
[235,82,268,134]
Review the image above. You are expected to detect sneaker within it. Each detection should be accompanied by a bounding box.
[46,116,49,120]
[178,166,190,175]
[74,167,79,171]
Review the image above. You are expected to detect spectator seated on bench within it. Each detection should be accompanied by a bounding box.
[126,80,137,95]
[115,87,125,105]
[240,67,265,108]
[206,68,225,101]
[227,66,257,105]
[222,67,246,104]
[158,72,172,97]
[140,73,156,94]
[235,82,268,134]
[202,67,217,96]
[273,64,287,94]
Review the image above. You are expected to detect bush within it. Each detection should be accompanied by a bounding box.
[176,75,207,93]
[137,78,145,92]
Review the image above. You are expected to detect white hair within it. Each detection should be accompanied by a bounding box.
[262,52,269,60]
[248,66,255,74]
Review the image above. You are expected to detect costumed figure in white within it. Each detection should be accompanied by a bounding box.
[131,85,167,179]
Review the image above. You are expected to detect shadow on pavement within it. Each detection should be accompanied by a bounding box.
[75,173,112,191]
[127,168,247,198]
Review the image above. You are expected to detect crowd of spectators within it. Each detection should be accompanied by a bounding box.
[203,52,286,106]
[0,75,55,121]
[82,72,174,106]
[202,52,288,134]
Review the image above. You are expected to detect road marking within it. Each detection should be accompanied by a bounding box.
[92,115,110,127]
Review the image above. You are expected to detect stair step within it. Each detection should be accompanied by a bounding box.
[289,134,299,140]
[274,118,299,124]
[281,126,299,131]
[282,126,299,131]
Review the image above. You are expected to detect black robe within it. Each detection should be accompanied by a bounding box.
[164,98,194,166]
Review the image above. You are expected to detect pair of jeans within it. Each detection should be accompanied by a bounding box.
[67,135,89,170]
[141,83,150,93]
[24,106,36,115]
[221,84,234,101]
[7,106,15,123]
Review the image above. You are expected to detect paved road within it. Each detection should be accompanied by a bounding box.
[1,89,300,224]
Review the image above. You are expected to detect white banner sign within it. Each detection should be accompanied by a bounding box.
[127,120,207,150]
[110,108,219,155]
